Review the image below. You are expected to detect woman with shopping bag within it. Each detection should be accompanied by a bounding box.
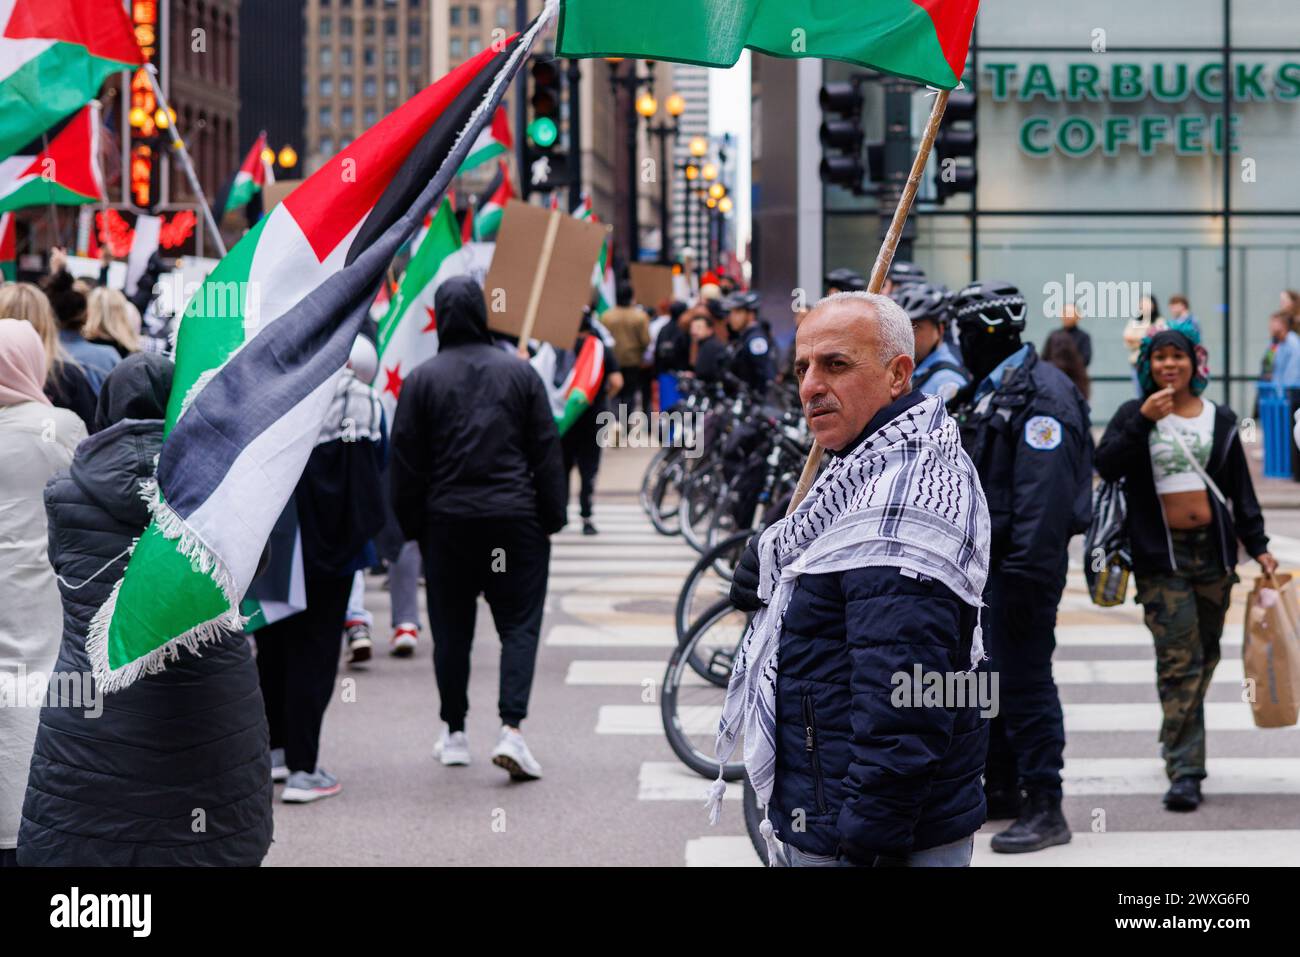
[1096,320,1277,813]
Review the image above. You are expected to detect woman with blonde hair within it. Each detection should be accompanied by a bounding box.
[84,286,141,358]
[0,283,96,429]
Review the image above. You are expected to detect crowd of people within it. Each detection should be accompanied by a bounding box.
[0,244,1291,868]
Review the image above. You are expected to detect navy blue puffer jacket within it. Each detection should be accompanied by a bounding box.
[769,566,988,863]
[18,356,273,866]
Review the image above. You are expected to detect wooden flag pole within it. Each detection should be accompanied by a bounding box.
[516,206,562,357]
[785,88,951,516]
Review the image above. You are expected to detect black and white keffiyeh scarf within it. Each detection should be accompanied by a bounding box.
[705,393,991,832]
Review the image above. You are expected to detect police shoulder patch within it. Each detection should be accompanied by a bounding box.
[748,336,769,356]
[1024,415,1063,450]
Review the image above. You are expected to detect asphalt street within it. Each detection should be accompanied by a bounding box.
[266,445,1300,866]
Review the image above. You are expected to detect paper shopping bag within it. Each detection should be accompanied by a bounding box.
[1243,574,1300,728]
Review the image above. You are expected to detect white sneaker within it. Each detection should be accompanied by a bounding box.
[433,728,471,766]
[490,726,542,781]
[281,767,341,804]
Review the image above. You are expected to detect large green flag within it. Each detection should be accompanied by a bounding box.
[557,0,979,90]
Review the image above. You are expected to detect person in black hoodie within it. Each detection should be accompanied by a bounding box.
[254,353,387,804]
[390,276,566,781]
[1096,321,1275,812]
[19,354,273,865]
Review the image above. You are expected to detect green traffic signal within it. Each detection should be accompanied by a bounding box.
[528,117,558,149]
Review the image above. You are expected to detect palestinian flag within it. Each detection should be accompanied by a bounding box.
[222,132,276,219]
[575,194,614,312]
[0,102,104,214]
[457,105,512,173]
[0,211,14,280]
[85,14,553,693]
[554,333,605,434]
[0,0,144,160]
[557,0,979,90]
[471,159,513,241]
[375,195,494,421]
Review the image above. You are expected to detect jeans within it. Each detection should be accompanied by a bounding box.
[786,834,975,868]
[346,570,372,628]
[388,540,423,630]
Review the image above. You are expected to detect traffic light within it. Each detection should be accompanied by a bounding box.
[818,80,866,194]
[933,88,977,202]
[523,56,570,193]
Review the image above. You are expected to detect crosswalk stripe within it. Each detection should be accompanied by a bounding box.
[638,758,1300,802]
[545,576,683,594]
[598,702,1297,735]
[685,837,762,867]
[547,625,676,647]
[566,660,706,685]
[565,657,1245,686]
[973,829,1300,867]
[549,559,697,574]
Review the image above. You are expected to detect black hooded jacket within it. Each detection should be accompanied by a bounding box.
[19,355,273,866]
[390,276,567,537]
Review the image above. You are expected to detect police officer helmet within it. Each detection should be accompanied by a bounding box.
[886,261,927,287]
[722,291,761,314]
[950,280,1028,337]
[824,268,866,293]
[891,282,950,327]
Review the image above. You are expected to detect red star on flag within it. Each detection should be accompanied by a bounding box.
[383,363,404,400]
[422,306,437,333]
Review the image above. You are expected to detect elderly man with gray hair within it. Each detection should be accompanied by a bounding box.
[712,291,993,867]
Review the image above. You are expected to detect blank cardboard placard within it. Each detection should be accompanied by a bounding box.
[629,263,675,310]
[484,200,607,349]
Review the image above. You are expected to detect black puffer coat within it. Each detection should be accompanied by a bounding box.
[18,355,273,866]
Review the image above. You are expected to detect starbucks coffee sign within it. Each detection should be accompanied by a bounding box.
[983,60,1300,157]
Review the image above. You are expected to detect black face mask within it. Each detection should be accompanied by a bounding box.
[960,327,1022,384]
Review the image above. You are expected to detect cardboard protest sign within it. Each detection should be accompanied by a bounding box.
[629,262,675,310]
[483,200,606,349]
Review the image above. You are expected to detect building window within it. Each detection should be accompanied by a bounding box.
[363,46,375,65]
[385,17,397,36]
[319,17,332,36]
[364,107,377,125]
[321,47,332,68]
[321,76,333,97]
[363,76,377,96]
[385,76,398,97]
[363,0,374,7]
[409,17,420,36]
[468,37,481,55]
[409,72,422,93]
[450,6,461,26]
[341,137,352,150]
[321,136,334,155]
[408,44,421,65]
[364,17,375,35]
[450,37,462,57]
[341,16,353,35]
[340,46,353,66]
[385,48,398,68]
[341,106,354,127]
[320,107,332,128]
[340,76,353,96]
[497,5,509,27]
[340,0,351,6]
[468,6,480,26]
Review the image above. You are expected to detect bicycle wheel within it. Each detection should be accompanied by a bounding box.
[661,598,751,781]
[648,458,685,535]
[640,447,675,518]
[675,529,748,647]
[743,774,774,866]
[681,465,725,554]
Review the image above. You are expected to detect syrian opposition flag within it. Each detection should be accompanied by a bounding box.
[222,132,276,219]
[0,0,144,160]
[0,211,14,280]
[457,105,512,174]
[557,0,978,90]
[86,11,554,693]
[0,102,104,214]
[375,195,494,421]
[471,159,514,241]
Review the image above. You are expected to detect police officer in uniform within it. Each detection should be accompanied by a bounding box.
[892,282,970,403]
[949,280,1093,855]
[824,268,866,295]
[722,291,774,395]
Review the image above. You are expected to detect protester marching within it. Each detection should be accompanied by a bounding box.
[0,1,1298,921]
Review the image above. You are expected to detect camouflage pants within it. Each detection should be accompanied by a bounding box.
[1134,527,1237,782]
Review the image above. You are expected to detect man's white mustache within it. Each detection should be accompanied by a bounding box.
[805,397,839,415]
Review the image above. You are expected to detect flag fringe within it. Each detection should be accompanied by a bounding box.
[84,479,247,695]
